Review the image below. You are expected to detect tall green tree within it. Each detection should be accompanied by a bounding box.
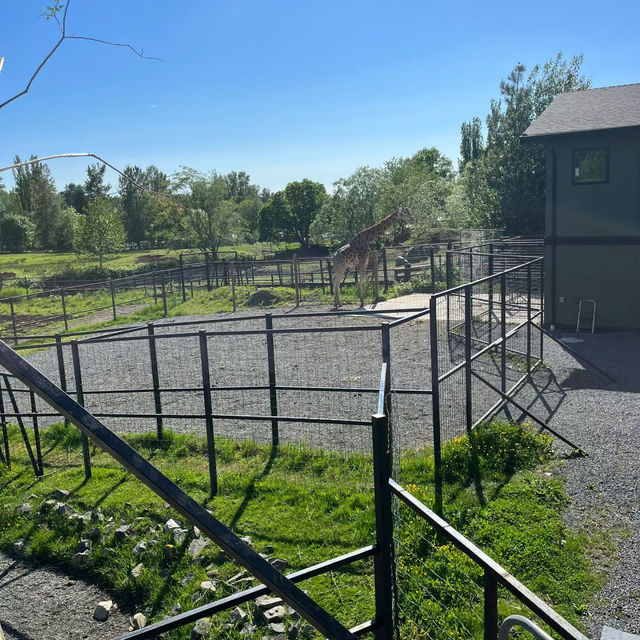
[259,179,326,249]
[460,53,590,234]
[74,198,125,268]
[61,182,88,213]
[84,163,111,202]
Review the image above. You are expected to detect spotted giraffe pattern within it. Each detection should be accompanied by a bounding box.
[332,208,407,307]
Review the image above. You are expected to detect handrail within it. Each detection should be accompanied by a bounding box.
[0,339,357,640]
[389,479,589,640]
[499,615,555,640]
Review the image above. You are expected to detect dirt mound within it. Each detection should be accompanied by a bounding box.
[247,289,278,307]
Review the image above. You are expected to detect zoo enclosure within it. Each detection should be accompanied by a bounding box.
[0,333,588,640]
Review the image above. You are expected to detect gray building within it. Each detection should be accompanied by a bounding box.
[521,83,640,330]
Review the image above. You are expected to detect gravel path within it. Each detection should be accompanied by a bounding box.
[0,552,129,640]
[507,332,640,638]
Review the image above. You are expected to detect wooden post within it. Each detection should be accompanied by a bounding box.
[10,301,17,344]
[382,247,389,293]
[230,264,237,312]
[293,258,300,306]
[327,260,334,295]
[265,313,279,446]
[70,341,92,480]
[179,254,187,302]
[372,250,379,302]
[319,259,326,294]
[60,289,69,332]
[161,274,168,317]
[199,331,218,496]
[55,334,69,428]
[205,253,212,291]
[110,280,117,320]
[147,323,163,440]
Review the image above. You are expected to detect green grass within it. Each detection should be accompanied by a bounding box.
[0,421,606,639]
[0,243,297,279]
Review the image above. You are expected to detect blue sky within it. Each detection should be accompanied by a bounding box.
[1,0,639,193]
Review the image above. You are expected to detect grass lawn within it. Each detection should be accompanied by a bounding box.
[0,422,607,639]
[0,243,297,279]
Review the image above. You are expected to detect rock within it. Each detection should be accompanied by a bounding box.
[16,503,32,515]
[12,539,26,557]
[91,510,105,523]
[86,527,101,541]
[164,518,181,533]
[299,624,315,639]
[263,544,275,554]
[164,544,176,560]
[191,618,211,638]
[55,502,75,516]
[52,489,70,499]
[76,539,91,553]
[171,603,182,616]
[131,613,146,629]
[193,526,201,538]
[188,538,209,558]
[130,563,144,580]
[228,570,248,584]
[240,536,253,547]
[256,595,283,610]
[114,525,132,543]
[200,580,216,592]
[262,605,286,623]
[240,623,258,636]
[269,622,286,634]
[180,573,194,587]
[71,550,91,568]
[93,600,112,622]
[269,558,288,572]
[286,606,300,621]
[132,540,147,555]
[205,564,218,578]
[229,607,247,625]
[173,528,188,545]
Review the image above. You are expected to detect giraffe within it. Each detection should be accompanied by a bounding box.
[331,207,408,307]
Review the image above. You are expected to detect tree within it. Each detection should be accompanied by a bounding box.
[259,179,326,248]
[0,214,34,252]
[74,198,125,268]
[61,182,88,213]
[459,53,590,234]
[223,171,259,203]
[84,163,111,202]
[459,117,484,168]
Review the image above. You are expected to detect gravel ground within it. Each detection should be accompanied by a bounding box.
[506,332,640,638]
[0,553,129,640]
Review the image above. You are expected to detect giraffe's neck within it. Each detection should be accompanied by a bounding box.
[353,209,401,245]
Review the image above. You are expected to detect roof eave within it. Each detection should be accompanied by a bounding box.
[520,124,640,144]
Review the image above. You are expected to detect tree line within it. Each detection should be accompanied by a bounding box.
[0,53,591,263]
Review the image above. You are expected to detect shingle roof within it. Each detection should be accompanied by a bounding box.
[521,83,640,139]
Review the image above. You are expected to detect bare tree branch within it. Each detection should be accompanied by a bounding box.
[0,0,161,111]
[0,152,187,210]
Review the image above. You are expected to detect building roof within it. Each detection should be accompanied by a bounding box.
[521,83,640,140]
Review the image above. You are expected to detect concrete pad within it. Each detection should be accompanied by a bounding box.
[601,626,640,640]
[365,293,431,318]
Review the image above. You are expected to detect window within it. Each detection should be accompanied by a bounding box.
[572,148,609,184]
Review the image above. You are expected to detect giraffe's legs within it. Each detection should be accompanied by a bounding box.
[332,262,347,307]
[357,255,369,308]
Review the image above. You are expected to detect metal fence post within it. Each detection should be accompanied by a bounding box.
[429,247,436,292]
[179,254,187,302]
[464,286,473,432]
[60,289,69,332]
[55,334,69,428]
[265,313,279,446]
[147,323,163,440]
[161,274,168,317]
[110,280,117,320]
[153,274,158,304]
[199,330,218,496]
[205,253,212,291]
[372,409,395,640]
[500,273,507,395]
[70,341,92,480]
[29,390,43,475]
[10,301,18,344]
[429,295,443,515]
[327,260,333,295]
[539,260,544,362]
[484,570,498,640]
[527,263,532,374]
[230,264,237,311]
[372,251,380,303]
[488,245,494,344]
[0,383,10,468]
[319,259,326,294]
[382,247,389,293]
[293,258,301,306]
